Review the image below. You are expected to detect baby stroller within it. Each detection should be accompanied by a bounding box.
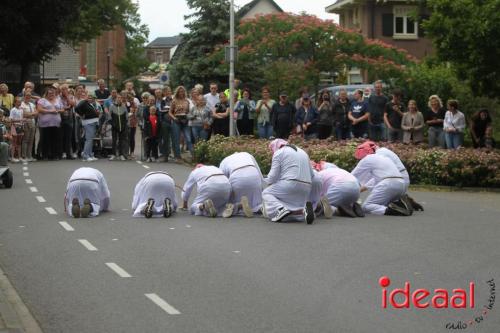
[93,113,114,158]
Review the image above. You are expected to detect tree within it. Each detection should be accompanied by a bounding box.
[209,13,416,99]
[424,0,500,97]
[0,0,144,85]
[170,0,230,88]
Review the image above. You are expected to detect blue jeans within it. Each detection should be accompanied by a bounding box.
[171,121,192,158]
[83,122,97,158]
[369,123,386,142]
[335,124,350,140]
[257,123,273,139]
[428,127,445,148]
[445,131,463,149]
[191,125,208,143]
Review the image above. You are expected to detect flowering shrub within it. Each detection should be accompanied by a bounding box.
[195,136,500,188]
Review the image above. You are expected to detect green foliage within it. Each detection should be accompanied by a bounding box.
[170,0,230,88]
[195,136,500,187]
[424,0,500,97]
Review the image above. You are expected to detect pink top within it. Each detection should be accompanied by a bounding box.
[317,167,358,196]
[37,98,62,127]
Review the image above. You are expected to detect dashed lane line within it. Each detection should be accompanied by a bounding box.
[105,263,132,278]
[29,187,38,192]
[143,165,150,169]
[78,239,98,251]
[36,196,46,203]
[145,293,181,315]
[23,172,29,177]
[25,179,33,184]
[45,207,57,215]
[22,166,28,171]
[58,221,74,231]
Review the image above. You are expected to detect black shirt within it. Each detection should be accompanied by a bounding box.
[424,107,446,128]
[95,89,110,100]
[367,94,388,125]
[271,102,296,129]
[384,101,405,129]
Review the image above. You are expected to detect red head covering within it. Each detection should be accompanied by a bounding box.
[310,160,319,171]
[354,141,378,160]
[195,163,204,169]
[268,139,288,155]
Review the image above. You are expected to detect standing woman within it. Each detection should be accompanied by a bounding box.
[255,86,275,139]
[188,95,212,143]
[60,84,76,159]
[0,83,14,110]
[316,90,334,139]
[424,95,446,148]
[9,97,24,162]
[234,88,256,136]
[212,92,230,137]
[401,100,425,144]
[295,94,319,140]
[333,89,351,140]
[469,109,492,148]
[443,100,466,149]
[169,86,193,160]
[20,91,37,161]
[37,87,63,160]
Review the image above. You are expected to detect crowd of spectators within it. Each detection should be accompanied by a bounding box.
[0,79,496,165]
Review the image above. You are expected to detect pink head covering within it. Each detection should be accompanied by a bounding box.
[310,160,319,171]
[354,141,378,160]
[268,139,288,154]
[195,163,204,169]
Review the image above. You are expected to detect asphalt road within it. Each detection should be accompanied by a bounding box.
[0,159,499,333]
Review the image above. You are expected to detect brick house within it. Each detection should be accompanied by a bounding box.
[145,36,182,64]
[325,0,433,59]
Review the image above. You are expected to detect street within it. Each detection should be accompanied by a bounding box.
[0,159,499,333]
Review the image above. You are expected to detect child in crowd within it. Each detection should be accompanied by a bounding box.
[144,106,159,162]
[8,97,24,162]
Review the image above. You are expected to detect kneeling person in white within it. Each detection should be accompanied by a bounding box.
[132,171,177,218]
[219,152,264,218]
[182,164,231,217]
[65,167,110,218]
[262,139,315,224]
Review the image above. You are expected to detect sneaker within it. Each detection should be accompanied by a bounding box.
[203,199,217,218]
[143,198,155,218]
[28,158,37,162]
[108,155,116,161]
[222,203,234,218]
[62,153,67,159]
[119,155,127,161]
[272,207,292,222]
[407,195,424,211]
[151,157,156,162]
[81,198,93,218]
[146,157,152,163]
[261,204,268,218]
[90,157,99,161]
[304,201,315,224]
[82,157,93,162]
[337,204,356,218]
[385,202,411,216]
[71,198,80,218]
[163,198,173,218]
[394,196,413,216]
[240,196,253,218]
[11,158,20,163]
[320,196,333,219]
[352,202,365,217]
[71,153,78,159]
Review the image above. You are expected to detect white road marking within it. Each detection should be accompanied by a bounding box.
[19,226,25,228]
[109,218,116,221]
[169,227,175,230]
[25,179,33,184]
[36,196,46,203]
[232,251,241,254]
[105,263,132,278]
[29,187,38,192]
[22,162,28,165]
[137,161,143,165]
[45,207,57,215]
[23,172,29,177]
[78,239,98,251]
[145,293,181,315]
[143,165,150,169]
[112,238,118,241]
[58,221,74,231]
[22,166,28,171]
[185,225,191,228]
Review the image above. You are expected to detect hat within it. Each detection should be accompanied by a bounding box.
[279,91,288,97]
[354,141,378,160]
[52,83,60,89]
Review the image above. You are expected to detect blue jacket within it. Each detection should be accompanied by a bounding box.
[295,106,319,135]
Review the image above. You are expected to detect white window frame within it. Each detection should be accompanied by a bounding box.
[393,6,418,40]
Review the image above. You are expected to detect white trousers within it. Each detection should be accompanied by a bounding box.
[326,180,360,208]
[229,168,263,214]
[65,180,110,217]
[190,180,231,217]
[363,178,406,215]
[262,180,311,221]
[132,174,178,217]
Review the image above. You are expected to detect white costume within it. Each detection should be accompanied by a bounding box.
[262,144,314,221]
[351,154,406,215]
[219,152,264,214]
[132,172,178,217]
[309,170,323,210]
[182,165,231,216]
[65,167,110,217]
[376,147,410,190]
[317,164,360,209]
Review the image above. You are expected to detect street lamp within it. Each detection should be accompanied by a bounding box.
[106,47,113,89]
[229,0,235,137]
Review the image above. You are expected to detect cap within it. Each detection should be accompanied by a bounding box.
[279,91,288,97]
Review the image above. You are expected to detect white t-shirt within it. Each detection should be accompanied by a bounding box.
[20,101,36,125]
[9,107,23,121]
[204,93,220,110]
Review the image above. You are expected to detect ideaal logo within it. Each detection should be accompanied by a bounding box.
[379,276,496,330]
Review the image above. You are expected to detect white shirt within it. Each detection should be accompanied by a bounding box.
[219,152,264,180]
[318,166,358,196]
[20,101,36,125]
[443,110,465,132]
[267,146,314,184]
[351,154,401,188]
[9,107,23,121]
[376,147,406,173]
[67,167,110,198]
[182,166,228,202]
[204,93,220,110]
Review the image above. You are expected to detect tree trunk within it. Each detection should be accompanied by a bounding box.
[19,61,31,89]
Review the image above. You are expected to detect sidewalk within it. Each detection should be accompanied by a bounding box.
[0,267,42,333]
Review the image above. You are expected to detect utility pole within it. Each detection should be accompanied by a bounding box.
[229,0,235,136]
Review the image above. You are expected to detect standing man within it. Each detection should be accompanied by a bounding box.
[95,79,110,105]
[204,82,220,110]
[367,80,388,141]
[271,92,296,139]
[333,89,351,140]
[384,89,405,142]
[159,86,173,162]
[349,89,369,138]
[262,139,315,224]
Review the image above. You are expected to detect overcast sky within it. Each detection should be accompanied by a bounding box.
[137,0,338,42]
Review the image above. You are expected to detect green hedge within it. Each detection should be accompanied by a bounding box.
[195,135,500,188]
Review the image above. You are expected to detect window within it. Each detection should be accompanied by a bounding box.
[393,6,418,39]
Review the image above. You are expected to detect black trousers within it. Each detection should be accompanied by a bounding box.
[112,128,129,157]
[317,124,332,139]
[145,137,159,158]
[237,118,254,135]
[129,127,137,154]
[39,126,59,160]
[61,122,73,157]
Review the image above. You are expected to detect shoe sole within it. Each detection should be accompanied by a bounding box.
[305,201,314,224]
[144,199,154,218]
[271,208,292,222]
[352,202,365,217]
[400,195,414,215]
[222,203,234,218]
[204,199,217,218]
[71,199,80,218]
[387,203,411,216]
[320,197,333,219]
[81,199,92,218]
[240,196,253,218]
[337,205,356,218]
[163,198,172,218]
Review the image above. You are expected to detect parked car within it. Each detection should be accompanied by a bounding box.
[312,83,387,101]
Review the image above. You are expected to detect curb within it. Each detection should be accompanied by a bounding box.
[0,266,42,333]
[410,184,500,193]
